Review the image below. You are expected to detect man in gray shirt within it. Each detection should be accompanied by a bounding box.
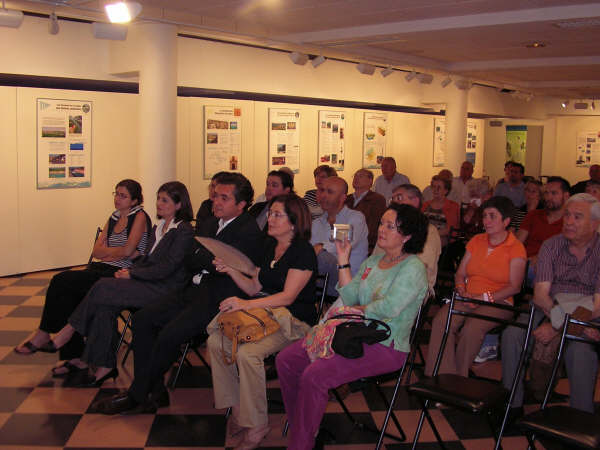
[494,161,525,207]
[374,157,410,204]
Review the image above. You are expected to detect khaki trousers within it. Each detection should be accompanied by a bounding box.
[425,302,513,377]
[207,327,297,428]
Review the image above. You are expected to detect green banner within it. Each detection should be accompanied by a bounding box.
[506,125,527,164]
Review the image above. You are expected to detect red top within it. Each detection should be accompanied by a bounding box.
[519,209,563,257]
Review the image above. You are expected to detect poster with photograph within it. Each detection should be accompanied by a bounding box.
[575,131,600,167]
[363,112,387,169]
[433,118,446,167]
[318,110,345,171]
[204,106,242,179]
[506,125,527,164]
[37,98,92,189]
[432,118,479,167]
[268,108,300,173]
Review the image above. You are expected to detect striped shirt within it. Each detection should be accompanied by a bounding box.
[106,207,149,268]
[535,232,600,298]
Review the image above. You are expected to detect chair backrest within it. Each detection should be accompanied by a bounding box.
[87,226,102,264]
[315,272,329,320]
[539,314,600,410]
[432,292,536,382]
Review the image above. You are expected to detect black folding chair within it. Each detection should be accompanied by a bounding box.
[170,334,211,389]
[315,272,329,321]
[517,314,600,449]
[87,226,102,264]
[115,308,138,365]
[407,292,535,450]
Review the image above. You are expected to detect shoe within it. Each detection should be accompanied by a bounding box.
[234,425,270,450]
[76,368,118,388]
[94,392,139,415]
[121,389,170,415]
[228,418,246,438]
[474,345,498,363]
[14,340,41,355]
[52,361,88,378]
[38,340,58,353]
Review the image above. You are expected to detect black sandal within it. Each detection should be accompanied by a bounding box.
[14,340,39,355]
[51,361,88,378]
[38,340,58,353]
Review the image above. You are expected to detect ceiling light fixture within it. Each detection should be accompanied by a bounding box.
[0,0,24,28]
[289,51,308,65]
[592,101,596,111]
[525,41,546,48]
[381,67,394,77]
[48,12,59,35]
[441,76,452,88]
[104,1,142,23]
[92,22,128,40]
[405,70,416,82]
[455,79,472,90]
[417,73,433,84]
[561,100,569,108]
[356,63,375,75]
[311,55,326,68]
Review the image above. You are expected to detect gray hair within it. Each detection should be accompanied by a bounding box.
[566,193,600,221]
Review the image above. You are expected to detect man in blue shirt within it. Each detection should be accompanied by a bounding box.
[494,161,526,207]
[374,157,410,204]
[311,176,368,296]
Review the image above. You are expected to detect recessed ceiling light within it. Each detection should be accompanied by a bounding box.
[105,1,142,23]
[525,41,546,48]
[561,100,569,108]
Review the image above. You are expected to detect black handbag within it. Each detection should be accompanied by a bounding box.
[329,314,391,359]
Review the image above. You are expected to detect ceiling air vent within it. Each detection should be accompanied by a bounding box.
[574,102,589,110]
[490,120,503,127]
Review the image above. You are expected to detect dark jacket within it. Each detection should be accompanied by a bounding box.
[129,221,194,294]
[195,199,214,233]
[248,201,269,233]
[345,190,387,253]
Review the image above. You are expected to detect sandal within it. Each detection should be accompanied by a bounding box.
[14,340,40,355]
[51,361,88,378]
[38,340,58,353]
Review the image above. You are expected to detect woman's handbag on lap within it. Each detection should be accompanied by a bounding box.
[330,314,391,359]
[218,308,280,364]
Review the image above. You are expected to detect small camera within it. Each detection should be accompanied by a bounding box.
[330,224,353,242]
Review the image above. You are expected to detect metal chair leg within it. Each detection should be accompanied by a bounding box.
[170,342,191,389]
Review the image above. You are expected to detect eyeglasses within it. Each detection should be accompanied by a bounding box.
[267,210,288,219]
[112,191,130,199]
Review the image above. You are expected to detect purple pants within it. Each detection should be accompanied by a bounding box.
[276,339,407,450]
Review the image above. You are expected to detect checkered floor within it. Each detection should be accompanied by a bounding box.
[0,269,594,449]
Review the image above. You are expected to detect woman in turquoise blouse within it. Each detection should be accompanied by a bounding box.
[276,203,429,450]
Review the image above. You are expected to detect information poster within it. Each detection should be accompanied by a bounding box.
[204,106,242,179]
[318,110,345,171]
[363,112,387,169]
[506,125,527,164]
[433,118,446,167]
[37,98,92,189]
[432,118,479,167]
[575,131,600,166]
[268,108,300,173]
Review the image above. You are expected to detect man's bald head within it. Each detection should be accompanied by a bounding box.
[319,176,349,214]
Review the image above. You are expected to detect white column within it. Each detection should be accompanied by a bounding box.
[137,23,177,218]
[445,88,468,176]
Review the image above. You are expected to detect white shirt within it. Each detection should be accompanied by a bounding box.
[149,219,180,254]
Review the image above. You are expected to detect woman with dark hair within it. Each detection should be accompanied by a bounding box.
[276,203,429,450]
[207,193,317,449]
[15,179,151,376]
[43,181,195,386]
[425,196,526,377]
[510,179,543,231]
[422,175,460,246]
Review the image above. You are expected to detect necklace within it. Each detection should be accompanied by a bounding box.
[270,241,291,269]
[382,253,406,264]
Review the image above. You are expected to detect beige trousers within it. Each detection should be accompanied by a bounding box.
[425,302,513,377]
[207,309,309,428]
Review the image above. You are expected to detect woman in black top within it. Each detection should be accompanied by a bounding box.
[208,193,316,449]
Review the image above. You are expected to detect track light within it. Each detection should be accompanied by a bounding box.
[0,0,24,28]
[311,55,326,68]
[405,70,416,82]
[455,79,473,90]
[417,73,433,84]
[48,12,59,35]
[561,100,569,108]
[441,76,452,88]
[592,101,596,111]
[356,63,375,75]
[289,51,308,65]
[381,67,394,77]
[104,1,142,23]
[92,22,128,40]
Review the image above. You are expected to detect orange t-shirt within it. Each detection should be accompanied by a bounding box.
[465,232,526,304]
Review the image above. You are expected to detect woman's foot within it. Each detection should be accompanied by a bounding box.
[51,325,76,349]
[234,424,270,450]
[51,359,88,377]
[14,331,50,354]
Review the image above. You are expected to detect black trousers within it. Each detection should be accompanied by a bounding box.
[128,282,220,403]
[39,263,118,360]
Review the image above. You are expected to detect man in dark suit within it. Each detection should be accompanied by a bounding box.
[94,172,264,415]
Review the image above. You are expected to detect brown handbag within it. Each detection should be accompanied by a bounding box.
[218,308,280,364]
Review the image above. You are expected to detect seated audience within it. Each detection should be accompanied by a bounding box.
[195,171,226,231]
[14,179,150,377]
[304,165,336,220]
[310,176,368,297]
[276,204,428,450]
[344,168,386,253]
[42,181,195,386]
[421,175,460,246]
[422,169,453,203]
[425,196,526,377]
[255,166,294,203]
[93,173,263,414]
[510,178,543,232]
[585,179,600,201]
[502,193,600,414]
[494,161,526,207]
[249,169,293,231]
[374,156,410,203]
[571,163,600,195]
[460,178,493,236]
[207,194,317,449]
[373,183,441,293]
[450,161,475,204]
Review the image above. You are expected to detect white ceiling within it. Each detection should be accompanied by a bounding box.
[13,0,600,100]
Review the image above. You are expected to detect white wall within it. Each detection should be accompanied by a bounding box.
[554,116,600,185]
